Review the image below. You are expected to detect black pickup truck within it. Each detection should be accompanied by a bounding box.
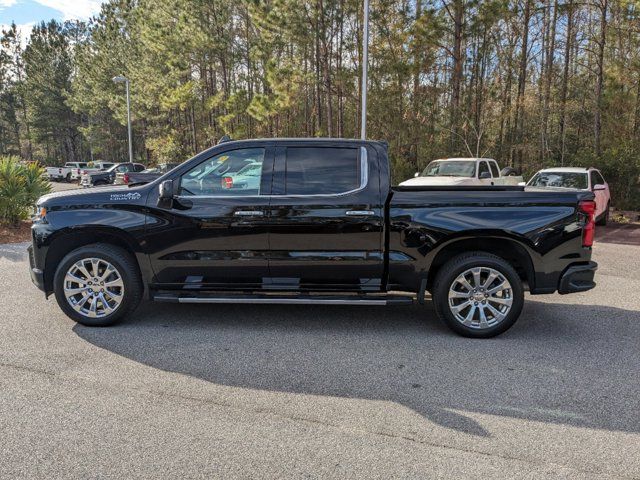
[28,138,598,337]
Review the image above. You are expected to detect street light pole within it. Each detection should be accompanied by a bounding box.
[112,75,133,163]
[360,0,370,140]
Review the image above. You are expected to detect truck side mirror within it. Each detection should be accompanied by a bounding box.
[518,181,526,186]
[479,171,491,179]
[414,172,419,178]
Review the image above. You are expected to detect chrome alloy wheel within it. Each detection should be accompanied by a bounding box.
[63,258,124,318]
[447,267,513,329]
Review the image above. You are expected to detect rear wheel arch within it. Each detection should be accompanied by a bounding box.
[426,236,536,292]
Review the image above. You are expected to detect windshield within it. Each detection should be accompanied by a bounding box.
[421,160,476,178]
[527,172,588,189]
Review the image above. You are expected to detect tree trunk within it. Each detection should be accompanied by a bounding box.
[513,0,531,171]
[542,0,558,160]
[594,0,608,156]
[450,0,464,151]
[559,0,574,165]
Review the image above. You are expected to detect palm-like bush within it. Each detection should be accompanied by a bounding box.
[0,156,51,226]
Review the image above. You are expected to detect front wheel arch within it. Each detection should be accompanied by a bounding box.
[43,228,144,295]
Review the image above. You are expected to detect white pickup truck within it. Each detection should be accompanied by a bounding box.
[46,161,115,182]
[399,157,523,187]
[45,162,88,182]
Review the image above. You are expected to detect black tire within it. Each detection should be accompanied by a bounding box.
[53,243,143,327]
[65,173,72,182]
[432,252,524,338]
[596,202,609,226]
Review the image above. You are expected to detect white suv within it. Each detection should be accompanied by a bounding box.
[526,167,611,225]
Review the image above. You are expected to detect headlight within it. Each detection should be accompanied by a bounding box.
[32,205,47,222]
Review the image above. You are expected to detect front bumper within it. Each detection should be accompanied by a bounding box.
[27,244,46,292]
[558,261,598,294]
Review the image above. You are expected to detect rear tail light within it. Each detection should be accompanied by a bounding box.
[222,177,233,189]
[123,173,130,184]
[579,200,596,247]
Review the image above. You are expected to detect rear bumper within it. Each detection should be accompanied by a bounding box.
[558,261,597,294]
[27,244,46,293]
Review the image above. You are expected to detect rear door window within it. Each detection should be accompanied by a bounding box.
[284,147,360,195]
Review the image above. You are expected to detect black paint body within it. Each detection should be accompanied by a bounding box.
[29,139,596,299]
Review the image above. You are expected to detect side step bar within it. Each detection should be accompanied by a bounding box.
[153,292,414,306]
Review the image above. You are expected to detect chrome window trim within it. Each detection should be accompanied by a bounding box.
[175,146,369,200]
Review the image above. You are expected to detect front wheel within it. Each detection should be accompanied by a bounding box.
[53,243,143,326]
[432,252,524,338]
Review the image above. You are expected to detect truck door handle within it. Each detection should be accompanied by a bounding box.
[234,210,264,216]
[345,210,375,216]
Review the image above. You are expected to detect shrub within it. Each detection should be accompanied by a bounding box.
[0,156,51,226]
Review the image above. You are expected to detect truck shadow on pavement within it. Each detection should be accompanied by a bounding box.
[74,299,639,438]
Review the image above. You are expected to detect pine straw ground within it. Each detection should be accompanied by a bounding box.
[0,221,32,244]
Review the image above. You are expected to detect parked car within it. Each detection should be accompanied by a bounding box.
[399,158,523,186]
[29,138,598,338]
[119,163,179,185]
[45,162,88,182]
[526,167,611,225]
[80,162,146,187]
[78,162,116,180]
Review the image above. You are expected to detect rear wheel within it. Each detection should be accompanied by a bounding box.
[432,252,524,338]
[53,243,143,326]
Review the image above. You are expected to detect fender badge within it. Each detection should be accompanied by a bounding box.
[110,192,142,201]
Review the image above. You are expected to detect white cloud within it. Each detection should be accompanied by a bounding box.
[34,0,103,20]
[0,0,19,8]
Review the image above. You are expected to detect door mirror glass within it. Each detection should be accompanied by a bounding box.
[593,183,606,191]
[159,179,174,200]
[479,171,492,179]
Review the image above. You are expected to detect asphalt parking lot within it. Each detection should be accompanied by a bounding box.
[1,198,639,478]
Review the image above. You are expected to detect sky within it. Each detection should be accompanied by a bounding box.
[0,0,103,41]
